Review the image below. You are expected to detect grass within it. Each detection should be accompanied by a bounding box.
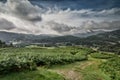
[50,55,111,80]
[90,52,115,59]
[77,55,111,80]
[79,60,111,80]
[100,57,120,80]
[0,47,89,74]
[0,46,117,80]
[0,68,65,80]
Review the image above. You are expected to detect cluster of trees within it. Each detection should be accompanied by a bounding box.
[0,40,7,48]
[99,43,120,55]
[0,40,13,48]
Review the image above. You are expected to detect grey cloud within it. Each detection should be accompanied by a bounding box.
[46,20,120,34]
[5,0,42,22]
[46,21,75,33]
[0,0,120,35]
[0,18,16,30]
[80,20,120,31]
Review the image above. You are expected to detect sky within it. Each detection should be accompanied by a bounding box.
[0,0,120,35]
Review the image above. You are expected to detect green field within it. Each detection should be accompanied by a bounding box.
[0,46,119,80]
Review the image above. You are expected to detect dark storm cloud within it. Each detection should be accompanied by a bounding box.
[46,21,75,33]
[5,0,42,22]
[0,0,120,35]
[0,18,16,30]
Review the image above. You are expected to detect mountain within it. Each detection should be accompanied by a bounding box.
[37,29,120,43]
[0,29,120,53]
[0,29,105,44]
[0,31,55,43]
[73,30,106,37]
[0,29,120,44]
[38,35,80,43]
[37,29,120,53]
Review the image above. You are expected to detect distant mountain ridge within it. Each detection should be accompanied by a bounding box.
[0,29,120,53]
[0,31,55,43]
[0,30,105,43]
[0,29,120,45]
[38,29,120,43]
[38,29,120,53]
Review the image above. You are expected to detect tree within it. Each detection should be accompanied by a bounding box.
[0,40,7,48]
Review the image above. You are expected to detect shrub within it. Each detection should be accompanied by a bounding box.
[0,47,88,74]
[91,52,114,59]
[100,57,120,80]
[0,56,36,74]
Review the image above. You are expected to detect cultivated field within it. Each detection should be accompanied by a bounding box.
[0,46,119,80]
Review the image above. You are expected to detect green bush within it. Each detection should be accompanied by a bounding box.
[100,57,120,80]
[0,56,36,74]
[91,52,114,59]
[0,47,88,74]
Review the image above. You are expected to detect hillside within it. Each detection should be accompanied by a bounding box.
[0,29,119,53]
[38,29,120,43]
[38,29,120,53]
[0,31,55,43]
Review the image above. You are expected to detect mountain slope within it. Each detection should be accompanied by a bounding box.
[38,29,120,53]
[38,29,120,43]
[0,31,54,43]
[0,29,119,53]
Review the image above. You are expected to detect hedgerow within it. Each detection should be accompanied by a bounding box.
[100,57,120,80]
[0,47,88,74]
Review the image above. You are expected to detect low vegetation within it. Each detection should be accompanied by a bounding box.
[0,68,65,80]
[90,52,115,59]
[0,40,13,48]
[0,47,90,74]
[0,46,119,80]
[100,57,120,80]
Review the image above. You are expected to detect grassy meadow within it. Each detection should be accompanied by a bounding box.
[0,46,119,80]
